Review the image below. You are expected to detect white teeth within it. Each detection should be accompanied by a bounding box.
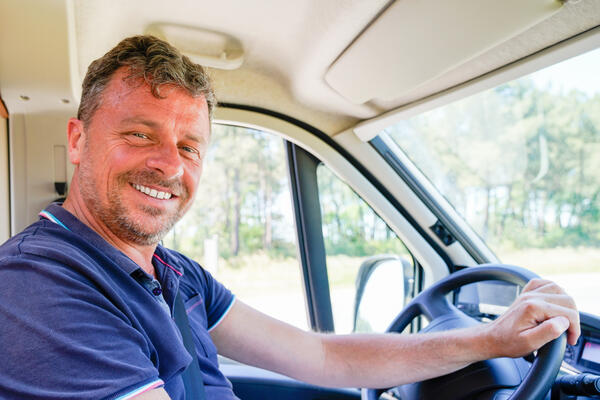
[133,183,172,200]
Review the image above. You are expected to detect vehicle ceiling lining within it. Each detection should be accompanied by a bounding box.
[70,0,600,135]
[1,0,598,137]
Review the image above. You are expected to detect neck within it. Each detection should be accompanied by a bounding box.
[63,178,158,278]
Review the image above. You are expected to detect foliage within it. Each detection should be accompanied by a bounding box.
[164,124,410,265]
[317,165,410,257]
[388,79,600,253]
[164,77,600,270]
[164,125,296,261]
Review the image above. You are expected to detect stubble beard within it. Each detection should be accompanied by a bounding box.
[79,164,190,246]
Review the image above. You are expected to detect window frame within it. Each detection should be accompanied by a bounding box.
[214,104,452,330]
[286,141,334,331]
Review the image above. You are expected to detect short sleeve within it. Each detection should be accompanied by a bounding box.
[201,268,236,330]
[175,256,235,329]
[0,255,161,400]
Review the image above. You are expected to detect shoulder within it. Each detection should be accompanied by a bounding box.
[0,221,43,257]
[1,219,84,260]
[0,225,137,336]
[0,224,104,298]
[0,220,131,296]
[0,221,74,274]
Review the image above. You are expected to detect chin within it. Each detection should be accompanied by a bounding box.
[113,213,177,246]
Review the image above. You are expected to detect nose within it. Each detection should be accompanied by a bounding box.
[146,141,184,179]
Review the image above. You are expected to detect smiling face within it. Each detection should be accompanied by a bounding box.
[67,67,210,245]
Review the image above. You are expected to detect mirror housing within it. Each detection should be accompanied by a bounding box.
[353,255,414,332]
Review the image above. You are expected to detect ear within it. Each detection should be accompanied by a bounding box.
[67,118,86,165]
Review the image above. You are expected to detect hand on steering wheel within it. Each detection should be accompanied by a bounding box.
[363,264,578,400]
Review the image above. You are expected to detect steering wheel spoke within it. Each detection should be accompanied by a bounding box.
[419,292,458,321]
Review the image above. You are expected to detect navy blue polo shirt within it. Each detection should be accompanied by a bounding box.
[0,203,238,400]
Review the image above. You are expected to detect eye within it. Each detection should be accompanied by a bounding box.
[132,132,149,139]
[180,145,200,158]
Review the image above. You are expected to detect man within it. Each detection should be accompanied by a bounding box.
[0,35,580,399]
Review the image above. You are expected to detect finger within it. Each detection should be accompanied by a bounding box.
[522,279,565,295]
[552,307,580,346]
[521,316,570,350]
[567,327,581,346]
[518,281,580,345]
[517,300,581,346]
[565,310,581,346]
[518,292,577,311]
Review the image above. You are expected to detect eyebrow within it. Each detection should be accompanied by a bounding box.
[120,117,160,129]
[183,133,208,145]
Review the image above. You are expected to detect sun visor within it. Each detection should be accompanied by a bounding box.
[145,23,244,70]
[324,0,563,105]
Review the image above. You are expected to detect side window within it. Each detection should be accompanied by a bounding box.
[163,124,308,330]
[316,165,415,333]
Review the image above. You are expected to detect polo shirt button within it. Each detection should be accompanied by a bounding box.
[152,287,162,296]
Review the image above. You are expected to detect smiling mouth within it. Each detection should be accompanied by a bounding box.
[132,183,173,200]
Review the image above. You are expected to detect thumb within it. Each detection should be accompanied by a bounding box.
[523,316,569,348]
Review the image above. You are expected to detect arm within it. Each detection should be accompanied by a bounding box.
[210,279,580,389]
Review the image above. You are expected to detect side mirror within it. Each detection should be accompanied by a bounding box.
[353,255,414,332]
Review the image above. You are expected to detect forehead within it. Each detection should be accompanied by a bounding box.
[95,67,210,132]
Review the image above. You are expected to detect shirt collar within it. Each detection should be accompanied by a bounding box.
[39,203,184,279]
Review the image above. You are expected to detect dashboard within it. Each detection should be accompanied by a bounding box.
[564,312,600,375]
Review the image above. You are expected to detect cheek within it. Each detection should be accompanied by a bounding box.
[99,144,144,177]
[105,146,134,164]
[185,164,203,196]
[82,145,137,187]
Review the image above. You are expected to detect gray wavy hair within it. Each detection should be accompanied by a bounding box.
[77,35,215,126]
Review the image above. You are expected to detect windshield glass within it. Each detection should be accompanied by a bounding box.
[384,48,600,314]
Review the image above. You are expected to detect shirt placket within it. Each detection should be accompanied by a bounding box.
[130,269,171,316]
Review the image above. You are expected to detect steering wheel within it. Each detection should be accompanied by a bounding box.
[362,264,567,400]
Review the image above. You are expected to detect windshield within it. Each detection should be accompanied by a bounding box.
[383,48,600,315]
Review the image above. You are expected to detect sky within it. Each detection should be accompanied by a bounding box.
[529,47,600,96]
